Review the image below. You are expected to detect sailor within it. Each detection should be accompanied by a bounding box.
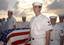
[49,16,57,26]
[0,10,16,45]
[57,14,64,45]
[50,14,64,45]
[49,16,60,45]
[1,18,7,32]
[18,16,30,29]
[6,10,16,30]
[55,14,64,31]
[30,2,53,45]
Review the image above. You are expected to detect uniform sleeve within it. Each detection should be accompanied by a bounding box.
[44,17,53,31]
[45,22,52,31]
[13,18,16,25]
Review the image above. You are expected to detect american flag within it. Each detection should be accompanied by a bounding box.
[0,28,31,45]
[0,29,15,45]
[6,29,31,45]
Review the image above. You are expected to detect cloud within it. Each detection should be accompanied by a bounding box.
[8,0,17,9]
[47,0,64,9]
[0,0,8,10]
[0,0,17,10]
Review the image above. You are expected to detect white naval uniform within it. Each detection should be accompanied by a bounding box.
[54,22,64,31]
[7,16,16,29]
[54,22,64,45]
[50,24,60,45]
[30,14,52,45]
[18,21,30,28]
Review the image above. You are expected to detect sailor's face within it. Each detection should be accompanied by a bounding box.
[50,19,56,24]
[22,17,26,22]
[8,11,13,18]
[33,5,42,14]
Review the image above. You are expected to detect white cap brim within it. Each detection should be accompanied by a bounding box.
[33,2,42,6]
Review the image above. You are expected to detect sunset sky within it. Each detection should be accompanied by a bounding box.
[0,0,63,22]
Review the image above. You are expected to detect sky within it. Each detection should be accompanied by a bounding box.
[47,0,64,9]
[0,0,64,10]
[0,0,8,10]
[0,0,17,10]
[0,0,63,21]
[0,0,45,10]
[0,0,64,15]
[0,0,63,9]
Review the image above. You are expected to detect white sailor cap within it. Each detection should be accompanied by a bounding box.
[32,2,42,6]
[50,16,57,19]
[8,10,13,12]
[8,9,14,13]
[8,10,13,14]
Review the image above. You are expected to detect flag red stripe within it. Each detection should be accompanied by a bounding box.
[12,39,28,45]
[7,31,30,42]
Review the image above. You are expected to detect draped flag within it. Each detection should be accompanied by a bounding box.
[6,29,31,45]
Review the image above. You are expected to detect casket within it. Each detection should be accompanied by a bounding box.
[6,29,31,45]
